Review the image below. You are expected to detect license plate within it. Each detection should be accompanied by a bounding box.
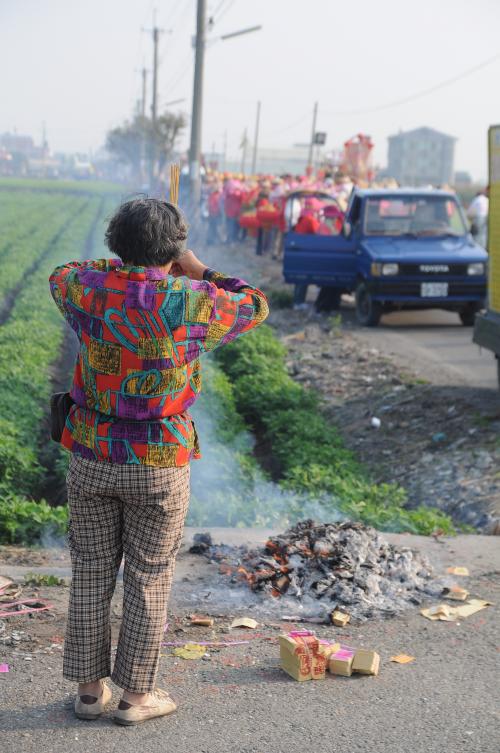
[420,282,448,297]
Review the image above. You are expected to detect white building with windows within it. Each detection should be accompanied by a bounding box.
[387,127,456,187]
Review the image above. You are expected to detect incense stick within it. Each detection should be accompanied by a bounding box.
[169,163,180,205]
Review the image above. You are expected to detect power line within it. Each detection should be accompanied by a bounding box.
[263,109,312,136]
[163,51,193,93]
[159,0,193,64]
[211,0,227,19]
[323,51,500,116]
[215,0,236,23]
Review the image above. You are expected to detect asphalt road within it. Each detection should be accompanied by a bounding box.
[340,304,499,390]
[1,530,499,753]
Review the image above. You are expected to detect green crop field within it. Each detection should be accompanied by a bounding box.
[0,180,119,543]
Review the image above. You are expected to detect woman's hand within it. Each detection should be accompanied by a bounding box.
[173,250,208,281]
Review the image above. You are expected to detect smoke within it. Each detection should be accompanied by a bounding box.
[186,222,341,528]
[189,385,339,528]
[39,526,67,550]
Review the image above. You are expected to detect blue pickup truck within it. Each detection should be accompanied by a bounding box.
[283,188,488,326]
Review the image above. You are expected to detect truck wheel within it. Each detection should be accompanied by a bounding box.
[459,304,480,327]
[355,282,382,326]
[315,287,342,312]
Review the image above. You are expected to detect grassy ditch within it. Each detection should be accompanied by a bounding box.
[215,325,456,535]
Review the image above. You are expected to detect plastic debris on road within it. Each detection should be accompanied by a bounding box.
[0,663,9,672]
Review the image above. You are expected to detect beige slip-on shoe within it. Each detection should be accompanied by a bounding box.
[74,681,112,720]
[113,688,177,726]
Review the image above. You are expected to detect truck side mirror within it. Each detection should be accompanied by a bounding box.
[343,221,352,238]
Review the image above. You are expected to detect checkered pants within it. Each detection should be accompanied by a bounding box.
[63,455,190,693]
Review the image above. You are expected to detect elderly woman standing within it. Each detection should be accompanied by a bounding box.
[49,198,268,726]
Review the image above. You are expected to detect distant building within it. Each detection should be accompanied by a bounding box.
[228,146,315,176]
[454,170,472,185]
[0,132,36,155]
[387,127,456,186]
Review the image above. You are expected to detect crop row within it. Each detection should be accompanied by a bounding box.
[0,195,102,505]
[0,193,81,309]
[0,192,58,244]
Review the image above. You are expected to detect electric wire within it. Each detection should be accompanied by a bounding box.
[323,51,500,116]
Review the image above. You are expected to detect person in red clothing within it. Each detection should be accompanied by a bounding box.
[223,182,243,243]
[294,213,320,234]
[294,198,321,234]
[206,184,222,246]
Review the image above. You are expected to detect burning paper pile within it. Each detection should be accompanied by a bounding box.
[190,520,442,620]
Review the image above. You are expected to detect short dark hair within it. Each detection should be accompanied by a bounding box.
[105,197,188,266]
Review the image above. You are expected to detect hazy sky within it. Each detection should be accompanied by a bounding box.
[1,0,499,180]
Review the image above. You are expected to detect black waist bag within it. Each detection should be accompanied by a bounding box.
[50,392,74,443]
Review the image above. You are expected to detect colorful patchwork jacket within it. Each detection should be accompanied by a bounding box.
[49,259,268,466]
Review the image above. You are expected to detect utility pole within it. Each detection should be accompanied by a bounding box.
[223,130,227,171]
[307,101,318,169]
[251,100,261,175]
[240,128,248,174]
[189,0,207,206]
[141,67,147,118]
[142,16,166,190]
[150,26,161,188]
[151,27,160,125]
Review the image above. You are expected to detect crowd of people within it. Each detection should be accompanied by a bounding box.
[196,169,489,256]
[200,169,367,256]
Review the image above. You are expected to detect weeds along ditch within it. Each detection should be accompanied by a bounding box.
[0,188,119,544]
[211,325,456,535]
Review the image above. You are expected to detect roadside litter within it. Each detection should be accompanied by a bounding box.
[0,599,54,618]
[0,576,21,603]
[230,617,258,630]
[163,640,251,648]
[446,566,469,576]
[442,585,469,601]
[390,654,415,664]
[331,610,350,627]
[190,615,214,627]
[421,599,492,621]
[173,643,208,660]
[279,629,380,682]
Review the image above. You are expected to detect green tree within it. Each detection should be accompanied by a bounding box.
[106,112,186,183]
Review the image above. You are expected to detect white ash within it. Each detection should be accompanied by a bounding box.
[190,520,447,620]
